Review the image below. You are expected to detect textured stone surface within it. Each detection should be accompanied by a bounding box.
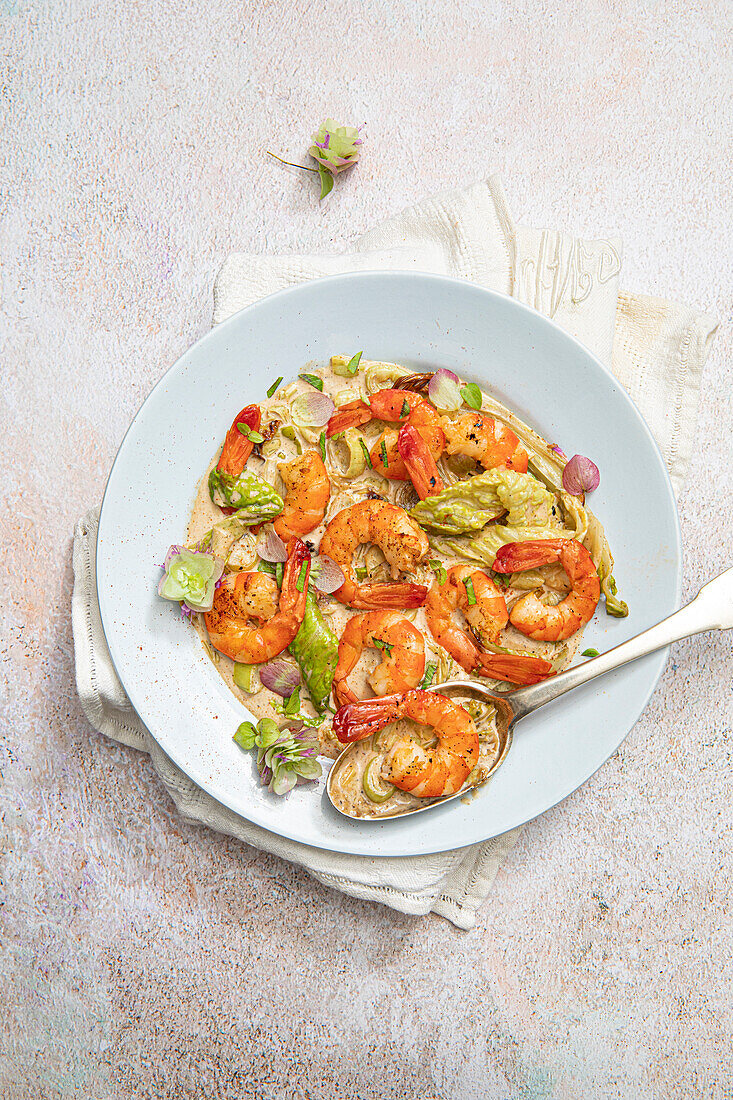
[1,1,732,1097]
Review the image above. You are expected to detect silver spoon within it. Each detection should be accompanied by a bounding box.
[326,566,733,820]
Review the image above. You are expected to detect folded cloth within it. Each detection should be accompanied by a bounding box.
[72,177,717,929]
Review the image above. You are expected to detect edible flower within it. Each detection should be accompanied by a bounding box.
[267,119,364,201]
[234,716,322,795]
[157,545,224,613]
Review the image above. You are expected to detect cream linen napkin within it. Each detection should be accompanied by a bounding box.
[73,177,717,929]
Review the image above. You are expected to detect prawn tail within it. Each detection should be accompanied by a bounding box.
[217,404,261,477]
[333,693,403,744]
[352,582,428,610]
[478,651,554,685]
[326,400,372,438]
[397,424,445,500]
[492,539,565,573]
[281,537,312,615]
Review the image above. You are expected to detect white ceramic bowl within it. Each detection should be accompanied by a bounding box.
[97,272,680,857]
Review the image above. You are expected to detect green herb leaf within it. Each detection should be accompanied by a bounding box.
[380,440,389,469]
[581,647,600,658]
[267,376,284,398]
[490,569,511,589]
[429,559,447,585]
[358,438,372,468]
[295,560,308,592]
[346,351,363,375]
[317,163,334,200]
[319,430,327,461]
[237,423,265,443]
[464,575,477,605]
[299,373,324,392]
[373,637,394,657]
[284,687,301,716]
[400,398,410,418]
[420,663,437,689]
[233,721,258,751]
[461,383,482,410]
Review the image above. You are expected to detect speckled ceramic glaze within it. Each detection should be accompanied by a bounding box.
[96,272,680,856]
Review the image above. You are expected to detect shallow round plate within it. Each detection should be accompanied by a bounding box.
[97,272,681,857]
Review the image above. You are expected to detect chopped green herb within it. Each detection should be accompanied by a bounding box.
[319,430,327,461]
[420,663,437,689]
[490,569,511,589]
[581,648,600,658]
[295,561,308,592]
[275,563,284,587]
[347,351,363,375]
[429,559,447,585]
[237,423,265,443]
[267,376,284,398]
[460,383,482,409]
[400,398,410,418]
[373,637,394,656]
[257,560,277,575]
[358,439,372,468]
[355,565,368,581]
[299,373,324,392]
[380,440,389,469]
[284,687,301,716]
[464,575,477,605]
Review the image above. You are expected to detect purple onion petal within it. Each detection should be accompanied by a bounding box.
[562,454,600,496]
[258,658,301,697]
[428,368,462,412]
[291,391,335,429]
[549,443,568,460]
[310,554,346,594]
[256,526,288,563]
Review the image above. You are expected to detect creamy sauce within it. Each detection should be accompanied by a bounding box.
[186,359,590,815]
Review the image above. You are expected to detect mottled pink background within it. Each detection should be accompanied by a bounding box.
[1,1,732,1097]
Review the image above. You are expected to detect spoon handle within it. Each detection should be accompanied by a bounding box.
[507,565,733,721]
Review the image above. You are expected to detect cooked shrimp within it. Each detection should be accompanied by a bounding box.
[425,565,553,685]
[443,411,528,473]
[397,424,445,499]
[273,450,330,542]
[327,390,445,481]
[217,404,261,477]
[332,612,426,707]
[319,499,429,610]
[204,537,310,662]
[333,688,479,798]
[493,538,600,641]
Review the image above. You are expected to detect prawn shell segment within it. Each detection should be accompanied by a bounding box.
[332,612,426,707]
[273,450,331,542]
[494,538,600,642]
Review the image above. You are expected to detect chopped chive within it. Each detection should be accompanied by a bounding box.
[275,563,284,587]
[319,430,327,461]
[400,398,410,418]
[299,373,324,392]
[373,637,394,656]
[581,647,600,658]
[358,439,372,468]
[464,576,477,605]
[429,559,447,585]
[490,569,510,589]
[267,376,283,398]
[460,383,482,409]
[420,663,437,689]
[295,560,308,592]
[380,440,389,469]
[257,560,277,575]
[355,565,368,581]
[347,351,363,375]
